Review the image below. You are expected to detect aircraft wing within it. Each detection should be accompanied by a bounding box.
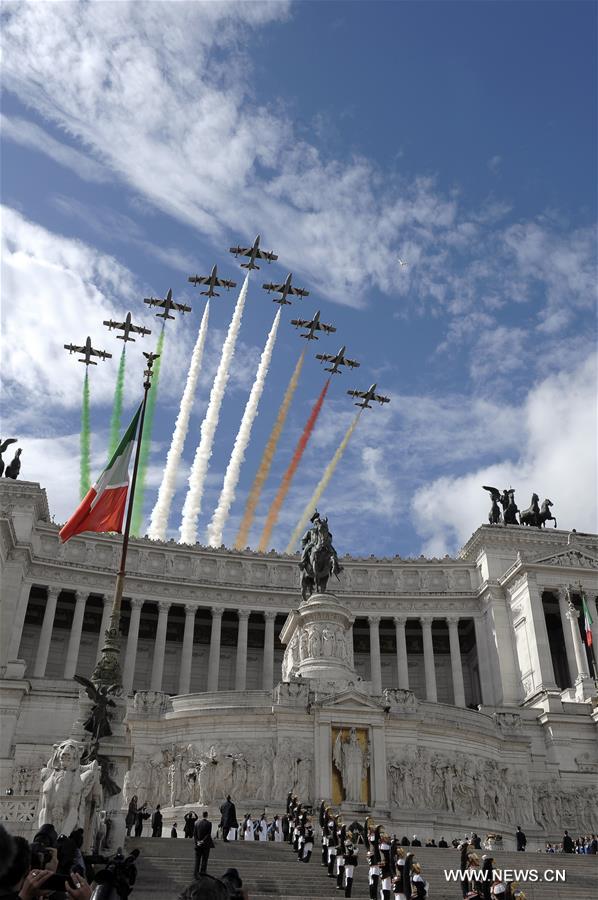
[102,319,120,329]
[188,275,210,285]
[290,318,311,328]
[262,281,284,293]
[229,245,250,256]
[144,297,162,307]
[343,357,360,368]
[255,249,278,262]
[91,347,112,360]
[218,277,237,289]
[318,323,336,334]
[130,324,152,336]
[374,393,390,404]
[173,302,192,313]
[315,353,334,363]
[64,343,85,353]
[347,389,367,399]
[288,286,310,297]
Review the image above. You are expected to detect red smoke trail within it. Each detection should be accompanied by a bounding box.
[258,379,330,552]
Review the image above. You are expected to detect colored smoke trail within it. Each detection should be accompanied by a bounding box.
[285,410,362,553]
[207,308,281,548]
[234,349,306,549]
[148,302,210,541]
[80,370,91,499]
[108,346,127,460]
[131,327,165,536]
[180,275,249,545]
[257,379,330,552]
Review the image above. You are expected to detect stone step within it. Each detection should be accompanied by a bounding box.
[125,838,596,900]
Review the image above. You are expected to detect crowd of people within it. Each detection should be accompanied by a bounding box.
[544,830,597,854]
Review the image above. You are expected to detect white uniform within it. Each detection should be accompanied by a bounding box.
[244,818,254,840]
[258,817,268,841]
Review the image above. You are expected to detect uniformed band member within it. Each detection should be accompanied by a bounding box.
[379,832,392,900]
[335,821,346,888]
[327,816,338,877]
[411,862,428,899]
[392,849,412,900]
[463,851,484,899]
[481,855,494,900]
[367,847,381,900]
[343,834,358,898]
[302,821,314,863]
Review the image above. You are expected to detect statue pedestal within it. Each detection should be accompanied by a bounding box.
[280,592,356,687]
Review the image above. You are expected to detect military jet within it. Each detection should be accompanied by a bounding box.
[290,310,336,341]
[188,265,237,297]
[262,272,309,305]
[229,234,278,270]
[315,345,360,375]
[347,383,390,409]
[103,311,151,342]
[64,336,112,366]
[143,288,191,320]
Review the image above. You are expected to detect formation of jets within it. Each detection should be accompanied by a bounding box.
[315,345,361,375]
[290,310,336,341]
[64,231,390,414]
[229,234,278,270]
[347,383,390,409]
[262,272,309,305]
[103,311,151,343]
[188,265,237,298]
[63,336,112,366]
[143,288,191,320]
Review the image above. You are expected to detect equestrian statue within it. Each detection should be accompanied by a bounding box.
[483,486,557,528]
[299,510,343,602]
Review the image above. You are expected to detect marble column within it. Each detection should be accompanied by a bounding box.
[566,596,590,679]
[207,607,223,692]
[420,616,437,702]
[368,616,382,694]
[557,588,578,687]
[33,587,60,677]
[123,598,144,694]
[63,591,88,679]
[150,601,171,692]
[525,577,557,692]
[178,604,197,695]
[95,595,111,663]
[262,611,276,691]
[393,616,409,690]
[589,594,598,664]
[8,582,32,660]
[447,617,466,707]
[235,609,250,691]
[473,615,496,704]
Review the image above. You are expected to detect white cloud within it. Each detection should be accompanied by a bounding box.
[411,353,598,555]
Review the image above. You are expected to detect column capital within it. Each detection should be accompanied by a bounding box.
[100,594,111,607]
[47,586,61,600]
[184,603,197,616]
[129,597,145,610]
[368,615,381,626]
[393,616,407,628]
[72,590,85,604]
[419,615,433,627]
[157,599,172,614]
[446,615,460,627]
[238,608,251,621]
[264,610,277,622]
[211,606,224,619]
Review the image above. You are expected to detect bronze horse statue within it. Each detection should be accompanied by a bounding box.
[300,518,342,601]
[539,498,557,528]
[520,493,541,527]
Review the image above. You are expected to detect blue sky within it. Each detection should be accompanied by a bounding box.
[2,0,596,557]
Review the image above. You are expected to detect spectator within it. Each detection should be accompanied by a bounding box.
[563,830,574,853]
[125,796,138,837]
[516,826,527,851]
[171,823,178,839]
[0,834,53,900]
[411,835,421,847]
[151,804,163,838]
[471,833,482,850]
[134,804,150,837]
[193,811,215,878]
[219,796,238,843]
[438,837,448,848]
[400,835,410,846]
[590,834,597,854]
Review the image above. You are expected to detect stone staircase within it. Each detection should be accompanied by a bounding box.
[126,837,596,900]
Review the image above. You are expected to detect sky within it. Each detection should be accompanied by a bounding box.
[1,0,597,558]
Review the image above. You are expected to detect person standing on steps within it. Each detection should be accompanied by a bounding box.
[219,795,238,843]
[515,826,527,852]
[193,810,215,878]
[184,810,198,839]
[151,804,163,838]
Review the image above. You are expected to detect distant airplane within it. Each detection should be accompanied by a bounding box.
[229,234,278,270]
[103,311,151,342]
[63,336,112,366]
[262,272,309,305]
[188,265,237,297]
[398,258,408,267]
[315,345,360,375]
[143,288,191,320]
[347,383,390,409]
[290,310,336,341]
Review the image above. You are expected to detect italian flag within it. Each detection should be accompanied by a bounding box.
[60,405,142,543]
[581,593,594,647]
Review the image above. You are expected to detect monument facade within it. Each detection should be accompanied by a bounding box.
[1,479,597,847]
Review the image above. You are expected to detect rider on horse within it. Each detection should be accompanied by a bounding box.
[299,510,342,600]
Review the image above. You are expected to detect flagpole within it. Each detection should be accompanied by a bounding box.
[579,581,598,681]
[92,353,159,688]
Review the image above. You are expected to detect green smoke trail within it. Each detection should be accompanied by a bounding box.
[80,370,91,499]
[130,328,165,535]
[108,346,127,460]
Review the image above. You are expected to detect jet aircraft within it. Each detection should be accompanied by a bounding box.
[262,272,309,305]
[103,311,151,342]
[143,288,191,320]
[347,383,390,409]
[315,345,360,375]
[188,265,237,297]
[63,336,112,366]
[229,234,278,269]
[290,310,336,340]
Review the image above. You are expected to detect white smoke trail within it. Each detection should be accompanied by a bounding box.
[147,302,210,541]
[206,308,281,547]
[180,275,249,544]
